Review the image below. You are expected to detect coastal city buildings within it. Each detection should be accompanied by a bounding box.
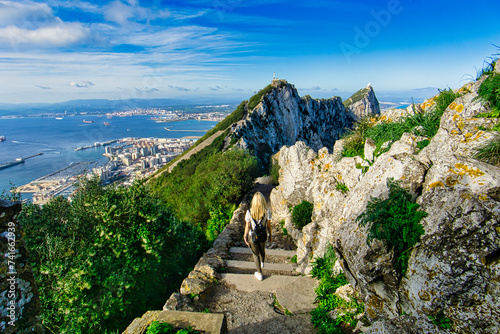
[17,137,196,205]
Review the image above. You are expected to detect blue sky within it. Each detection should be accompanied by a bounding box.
[0,0,499,104]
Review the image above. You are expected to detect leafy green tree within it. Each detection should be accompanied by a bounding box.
[19,178,205,333]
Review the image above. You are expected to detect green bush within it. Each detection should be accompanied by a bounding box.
[146,321,175,334]
[153,149,260,225]
[310,244,364,334]
[291,200,314,229]
[270,157,281,184]
[145,321,201,334]
[19,179,205,333]
[357,178,427,275]
[279,220,288,236]
[205,204,236,242]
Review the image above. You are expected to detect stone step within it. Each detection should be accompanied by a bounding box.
[221,273,318,314]
[124,310,226,334]
[229,247,296,258]
[225,260,294,275]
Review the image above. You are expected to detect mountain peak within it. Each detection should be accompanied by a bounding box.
[231,80,380,168]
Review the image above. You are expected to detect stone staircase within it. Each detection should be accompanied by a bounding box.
[124,184,319,333]
[220,246,318,317]
[225,247,296,275]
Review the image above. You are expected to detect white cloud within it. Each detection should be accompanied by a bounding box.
[103,0,172,25]
[0,1,88,48]
[103,0,136,25]
[70,80,95,88]
[0,1,56,28]
[0,23,88,47]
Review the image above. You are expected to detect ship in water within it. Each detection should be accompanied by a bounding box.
[83,119,94,124]
[103,122,110,126]
[0,135,5,142]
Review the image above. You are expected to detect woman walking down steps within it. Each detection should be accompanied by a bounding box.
[244,192,273,281]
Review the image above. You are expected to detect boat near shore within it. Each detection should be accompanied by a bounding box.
[0,135,5,142]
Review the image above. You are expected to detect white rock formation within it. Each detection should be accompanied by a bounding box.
[270,76,500,333]
[343,85,381,121]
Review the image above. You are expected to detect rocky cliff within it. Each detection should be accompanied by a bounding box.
[270,72,500,332]
[231,79,379,167]
[343,84,381,121]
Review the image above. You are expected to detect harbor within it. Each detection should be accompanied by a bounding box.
[0,152,44,170]
[74,139,118,151]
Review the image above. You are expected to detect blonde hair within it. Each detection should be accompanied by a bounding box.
[250,192,267,221]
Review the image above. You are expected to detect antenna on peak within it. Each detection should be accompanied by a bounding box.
[273,72,276,80]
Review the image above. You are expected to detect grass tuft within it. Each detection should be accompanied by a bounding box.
[340,88,460,159]
[474,136,500,167]
[310,244,365,334]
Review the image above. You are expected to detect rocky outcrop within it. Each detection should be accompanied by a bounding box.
[343,84,381,121]
[270,76,500,333]
[0,200,44,334]
[232,80,380,167]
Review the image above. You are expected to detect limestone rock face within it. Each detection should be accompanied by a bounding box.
[233,80,373,167]
[270,77,500,332]
[343,84,381,121]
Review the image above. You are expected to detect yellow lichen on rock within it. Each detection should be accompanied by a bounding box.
[429,181,445,188]
[445,176,458,187]
[452,163,485,178]
[418,290,431,301]
[456,104,464,113]
[478,194,489,201]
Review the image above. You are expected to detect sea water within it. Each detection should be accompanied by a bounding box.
[0,115,218,197]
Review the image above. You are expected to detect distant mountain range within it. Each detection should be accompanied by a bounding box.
[0,98,239,116]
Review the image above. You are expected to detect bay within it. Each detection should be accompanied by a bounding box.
[0,115,218,197]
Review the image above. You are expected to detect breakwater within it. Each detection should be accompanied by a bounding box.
[0,153,44,170]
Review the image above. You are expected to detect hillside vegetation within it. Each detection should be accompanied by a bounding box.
[19,179,205,333]
[149,86,275,227]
